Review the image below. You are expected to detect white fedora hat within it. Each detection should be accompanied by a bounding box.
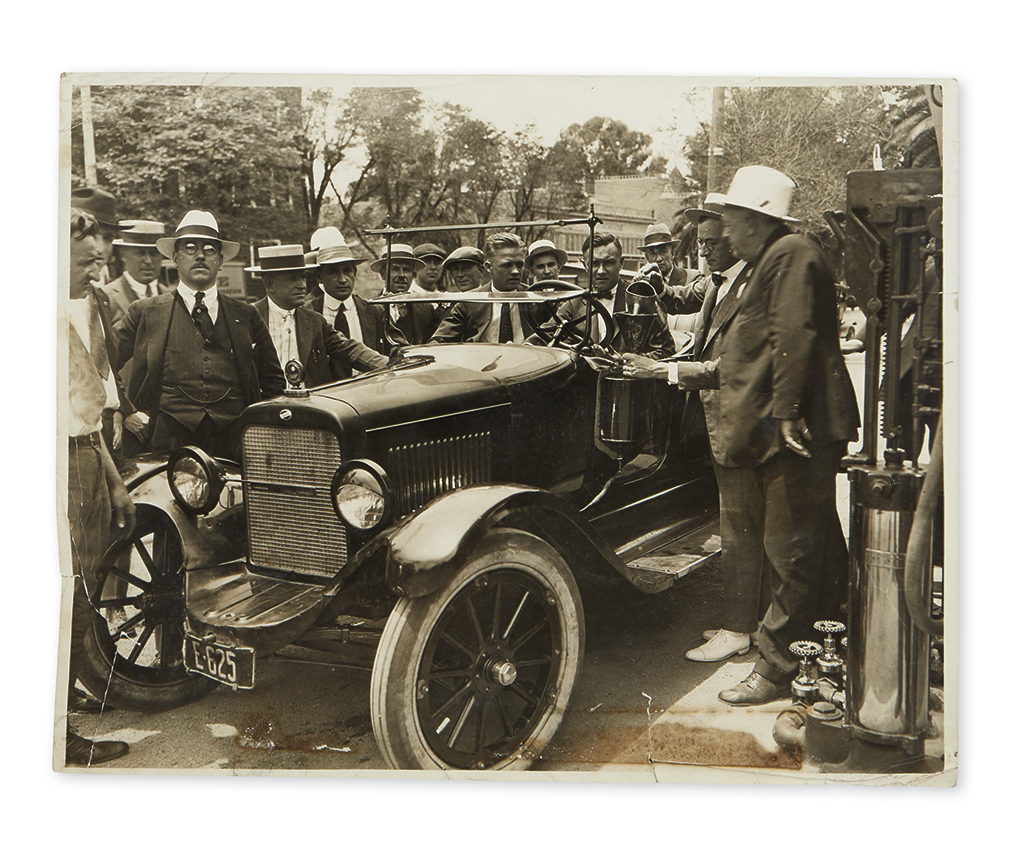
[369,243,424,274]
[708,166,800,223]
[526,239,568,269]
[156,210,241,260]
[307,227,367,267]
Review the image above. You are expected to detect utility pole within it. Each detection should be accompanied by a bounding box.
[80,85,98,185]
[707,87,725,194]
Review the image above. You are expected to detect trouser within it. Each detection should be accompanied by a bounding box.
[738,441,850,683]
[67,436,111,693]
[712,459,774,634]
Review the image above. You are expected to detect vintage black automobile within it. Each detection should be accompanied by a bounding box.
[79,281,721,771]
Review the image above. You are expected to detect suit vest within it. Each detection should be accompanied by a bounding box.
[160,299,244,430]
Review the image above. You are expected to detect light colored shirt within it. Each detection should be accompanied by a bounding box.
[324,293,364,345]
[266,298,298,365]
[482,296,527,344]
[123,270,158,300]
[716,259,747,302]
[177,283,220,326]
[409,282,434,297]
[67,297,118,413]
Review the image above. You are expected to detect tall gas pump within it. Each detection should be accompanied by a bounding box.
[835,165,944,771]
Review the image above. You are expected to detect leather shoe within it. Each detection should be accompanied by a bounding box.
[687,630,750,662]
[68,688,109,714]
[703,628,759,648]
[66,730,129,766]
[718,671,789,707]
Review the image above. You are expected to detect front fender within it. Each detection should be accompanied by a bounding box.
[128,467,246,572]
[379,484,640,599]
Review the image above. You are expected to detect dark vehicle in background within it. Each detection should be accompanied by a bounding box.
[79,287,721,771]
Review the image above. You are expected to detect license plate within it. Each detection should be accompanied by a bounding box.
[185,635,255,689]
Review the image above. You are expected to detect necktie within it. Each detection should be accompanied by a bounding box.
[192,291,215,338]
[334,302,350,336]
[281,311,296,363]
[694,274,725,356]
[87,294,110,378]
[146,283,158,298]
[498,303,514,343]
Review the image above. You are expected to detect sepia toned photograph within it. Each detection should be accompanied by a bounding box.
[56,73,955,784]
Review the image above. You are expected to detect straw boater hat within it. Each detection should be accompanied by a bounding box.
[245,244,308,274]
[71,187,130,230]
[112,220,166,248]
[156,210,241,261]
[307,227,367,267]
[682,193,728,224]
[370,243,425,274]
[526,239,568,270]
[641,223,680,250]
[705,165,800,223]
[441,246,486,271]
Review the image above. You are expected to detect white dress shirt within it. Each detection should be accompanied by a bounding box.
[266,298,298,365]
[481,290,526,344]
[324,293,364,345]
[123,270,158,300]
[715,260,747,303]
[177,283,220,326]
[67,297,119,414]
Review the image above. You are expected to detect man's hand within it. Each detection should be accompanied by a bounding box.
[123,411,150,438]
[781,417,812,458]
[110,481,137,539]
[622,353,667,379]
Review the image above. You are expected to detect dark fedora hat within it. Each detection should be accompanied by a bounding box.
[71,187,129,229]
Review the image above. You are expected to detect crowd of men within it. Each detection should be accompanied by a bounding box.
[63,163,858,764]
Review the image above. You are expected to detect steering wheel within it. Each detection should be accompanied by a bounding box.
[523,280,614,350]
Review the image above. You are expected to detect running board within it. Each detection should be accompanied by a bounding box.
[625,523,721,578]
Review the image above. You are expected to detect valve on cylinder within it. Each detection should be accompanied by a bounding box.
[814,621,846,691]
[789,641,823,704]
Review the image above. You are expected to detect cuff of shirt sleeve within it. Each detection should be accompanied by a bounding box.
[773,407,802,420]
[666,361,679,386]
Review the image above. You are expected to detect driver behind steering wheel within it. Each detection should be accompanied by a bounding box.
[428,232,532,344]
[527,232,675,358]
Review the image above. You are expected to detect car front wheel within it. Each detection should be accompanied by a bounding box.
[77,506,216,711]
[370,528,584,770]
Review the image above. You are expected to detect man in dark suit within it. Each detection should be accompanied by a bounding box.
[625,166,859,705]
[248,244,387,386]
[426,246,488,337]
[541,232,676,357]
[306,228,405,355]
[115,210,285,460]
[372,243,434,345]
[430,233,533,344]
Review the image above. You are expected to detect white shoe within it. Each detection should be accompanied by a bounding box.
[687,630,751,662]
[703,628,759,647]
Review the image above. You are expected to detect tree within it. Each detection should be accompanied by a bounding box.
[71,85,309,246]
[548,116,668,187]
[297,88,359,229]
[679,86,899,232]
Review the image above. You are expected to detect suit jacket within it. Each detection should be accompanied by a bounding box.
[103,274,153,324]
[390,300,435,345]
[116,290,286,420]
[428,285,537,344]
[718,228,860,466]
[549,283,676,358]
[253,298,387,386]
[307,292,407,354]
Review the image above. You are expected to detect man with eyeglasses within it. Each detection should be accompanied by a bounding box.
[115,210,285,460]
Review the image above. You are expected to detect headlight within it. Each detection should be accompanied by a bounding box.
[167,448,224,515]
[331,461,392,530]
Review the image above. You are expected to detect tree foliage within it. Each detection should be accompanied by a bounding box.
[71,85,309,245]
[680,87,899,232]
[548,116,667,187]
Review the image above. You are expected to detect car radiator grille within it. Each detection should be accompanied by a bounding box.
[242,425,347,579]
[388,432,492,515]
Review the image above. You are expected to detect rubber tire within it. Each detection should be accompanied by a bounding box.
[370,528,584,770]
[77,506,217,712]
